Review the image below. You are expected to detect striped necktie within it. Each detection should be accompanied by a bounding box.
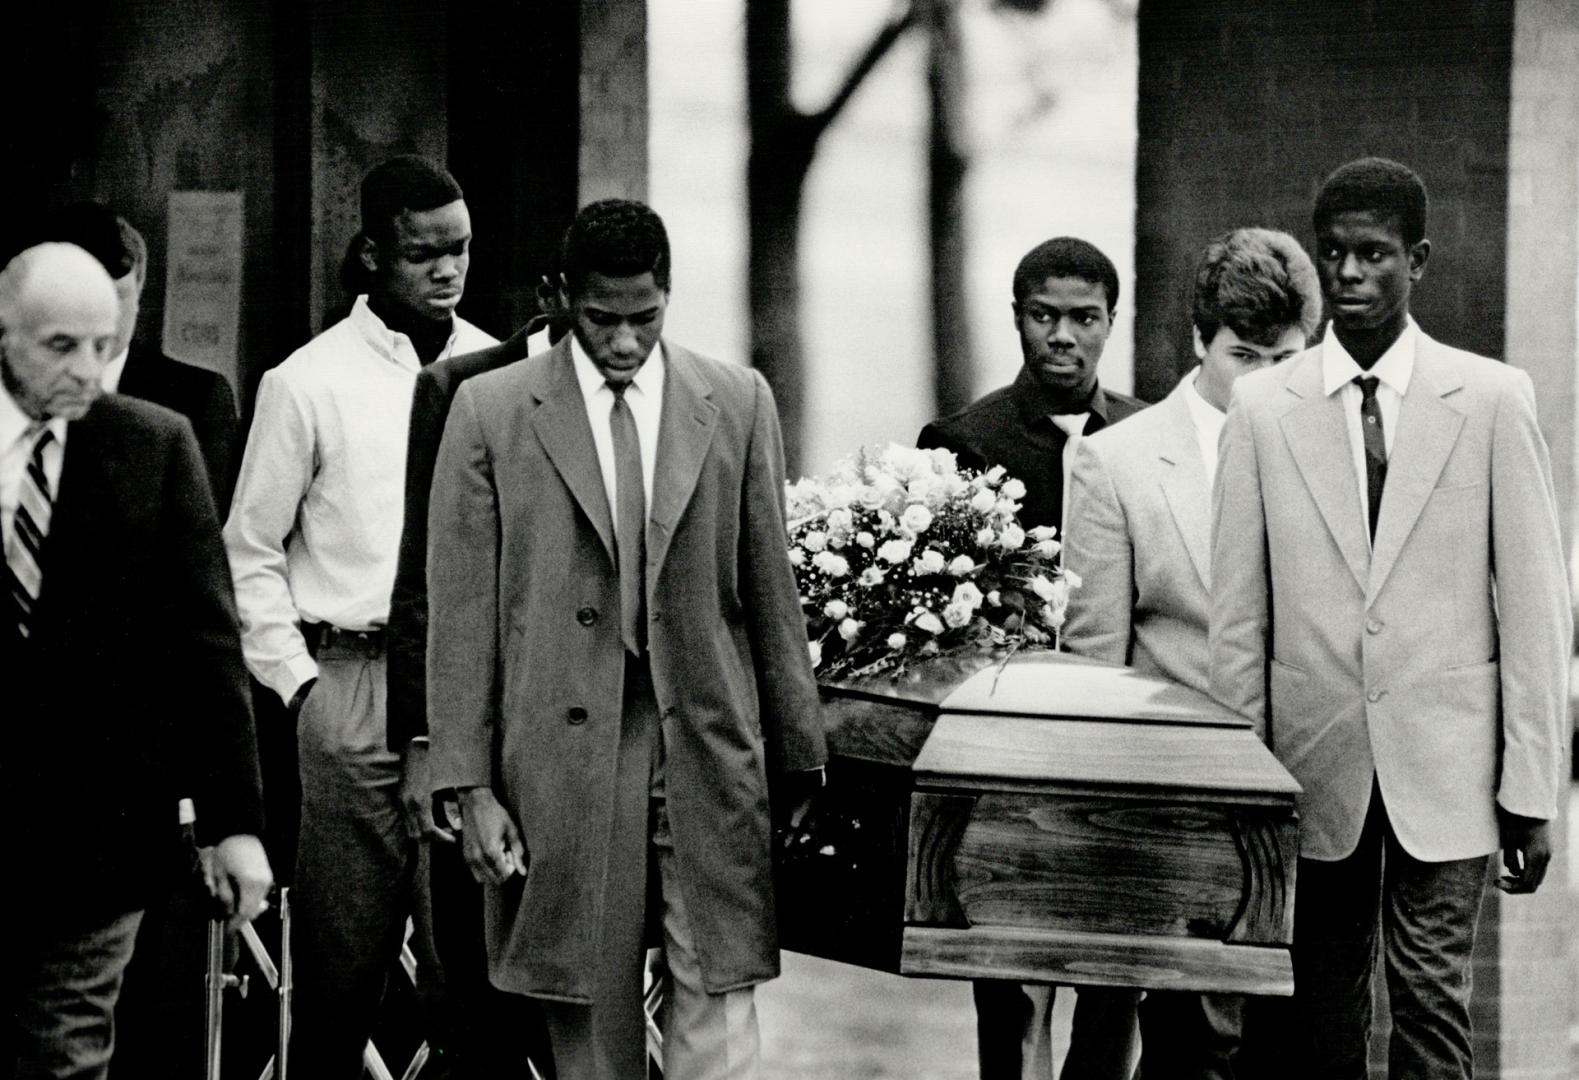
[7,426,55,638]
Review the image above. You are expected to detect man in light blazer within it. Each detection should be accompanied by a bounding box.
[1064,227,1321,1080]
[426,200,826,1080]
[1209,158,1570,1080]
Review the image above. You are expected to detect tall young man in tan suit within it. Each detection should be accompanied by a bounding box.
[1064,227,1320,1080]
[1209,158,1570,1079]
[426,200,825,1080]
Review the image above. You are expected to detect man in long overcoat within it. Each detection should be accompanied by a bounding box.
[425,199,825,1080]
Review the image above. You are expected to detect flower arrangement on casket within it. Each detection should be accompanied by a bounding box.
[785,443,1077,679]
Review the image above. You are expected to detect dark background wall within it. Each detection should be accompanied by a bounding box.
[1132,0,1513,400]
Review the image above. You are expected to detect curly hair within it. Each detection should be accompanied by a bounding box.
[1011,236,1119,313]
[1313,157,1428,246]
[1192,228,1323,347]
[560,199,671,295]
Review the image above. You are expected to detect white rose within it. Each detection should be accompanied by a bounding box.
[901,504,934,533]
[912,549,947,575]
[975,526,996,547]
[886,632,908,650]
[1064,569,1083,589]
[1032,539,1061,559]
[1028,524,1058,542]
[877,538,914,564]
[803,530,828,553]
[823,599,849,620]
[970,488,997,514]
[984,465,1007,485]
[951,581,984,610]
[808,640,822,667]
[943,602,973,629]
[999,523,1026,551]
[1029,574,1058,602]
[948,554,976,576]
[838,617,864,642]
[1001,477,1027,500]
[816,552,850,577]
[788,547,805,567]
[911,610,945,635]
[856,485,885,510]
[995,498,1020,518]
[856,531,876,549]
[1041,600,1067,629]
[986,589,1002,607]
[859,566,886,587]
[827,508,854,533]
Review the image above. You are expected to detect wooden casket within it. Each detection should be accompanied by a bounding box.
[775,650,1301,996]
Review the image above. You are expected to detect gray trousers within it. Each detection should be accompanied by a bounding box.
[4,909,143,1080]
[289,642,443,1080]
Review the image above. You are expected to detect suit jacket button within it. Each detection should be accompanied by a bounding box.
[1365,619,1383,634]
[567,706,588,725]
[1367,689,1384,703]
[576,607,598,626]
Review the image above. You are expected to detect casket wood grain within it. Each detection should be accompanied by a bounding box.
[776,651,1299,995]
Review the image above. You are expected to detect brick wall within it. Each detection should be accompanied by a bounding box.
[1133,0,1512,401]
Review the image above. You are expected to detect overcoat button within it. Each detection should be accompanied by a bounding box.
[1366,689,1384,704]
[567,706,588,725]
[1365,619,1383,635]
[576,607,598,626]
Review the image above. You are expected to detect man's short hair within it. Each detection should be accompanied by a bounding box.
[360,155,465,245]
[1012,237,1120,313]
[1313,157,1428,246]
[560,199,672,296]
[37,202,148,284]
[1192,228,1323,347]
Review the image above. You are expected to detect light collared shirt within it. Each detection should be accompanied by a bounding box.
[1321,318,1416,543]
[224,295,497,704]
[100,348,130,394]
[570,335,665,533]
[1183,366,1226,491]
[0,385,67,554]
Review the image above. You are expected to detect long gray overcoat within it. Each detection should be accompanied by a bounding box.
[425,337,825,1002]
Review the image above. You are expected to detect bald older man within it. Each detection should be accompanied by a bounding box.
[0,243,270,1080]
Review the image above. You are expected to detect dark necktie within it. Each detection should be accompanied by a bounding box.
[6,426,55,638]
[608,381,646,655]
[1354,376,1387,543]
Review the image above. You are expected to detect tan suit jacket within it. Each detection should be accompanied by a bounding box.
[1064,374,1212,694]
[425,338,825,1001]
[1209,333,1570,862]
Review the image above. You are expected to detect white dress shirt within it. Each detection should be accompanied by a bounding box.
[1183,366,1227,491]
[0,386,67,554]
[1321,318,1416,543]
[224,295,497,704]
[570,336,665,532]
[100,348,130,393]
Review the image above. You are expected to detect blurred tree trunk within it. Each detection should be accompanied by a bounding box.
[747,0,916,474]
[925,0,972,417]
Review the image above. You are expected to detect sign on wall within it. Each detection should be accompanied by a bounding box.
[161,191,244,387]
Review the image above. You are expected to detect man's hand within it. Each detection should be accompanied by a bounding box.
[773,767,825,851]
[399,740,456,843]
[203,834,275,931]
[458,787,526,886]
[1496,808,1551,895]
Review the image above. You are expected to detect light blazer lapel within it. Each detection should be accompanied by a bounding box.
[1156,381,1211,590]
[1278,354,1370,592]
[528,339,617,567]
[1365,336,1464,603]
[647,342,719,586]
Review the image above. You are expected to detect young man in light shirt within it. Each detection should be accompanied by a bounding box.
[224,155,496,1078]
[1063,227,1321,1080]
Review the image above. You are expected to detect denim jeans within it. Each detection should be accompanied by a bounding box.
[1289,784,1489,1080]
[3,909,143,1080]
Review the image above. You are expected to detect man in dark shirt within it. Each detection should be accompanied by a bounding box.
[919,235,1143,1080]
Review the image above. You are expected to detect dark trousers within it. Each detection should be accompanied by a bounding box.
[1137,991,1243,1080]
[429,836,555,1079]
[1288,787,1489,1080]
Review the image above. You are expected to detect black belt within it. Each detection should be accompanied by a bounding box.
[302,622,386,657]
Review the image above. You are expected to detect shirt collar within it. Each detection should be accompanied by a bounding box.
[570,334,666,405]
[0,382,67,451]
[1012,366,1109,426]
[1322,317,1417,398]
[348,294,456,370]
[1183,365,1225,424]
[100,348,130,394]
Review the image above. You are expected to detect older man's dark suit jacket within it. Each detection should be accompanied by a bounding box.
[3,395,263,922]
[117,340,239,512]
[918,367,1145,532]
[387,322,537,752]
